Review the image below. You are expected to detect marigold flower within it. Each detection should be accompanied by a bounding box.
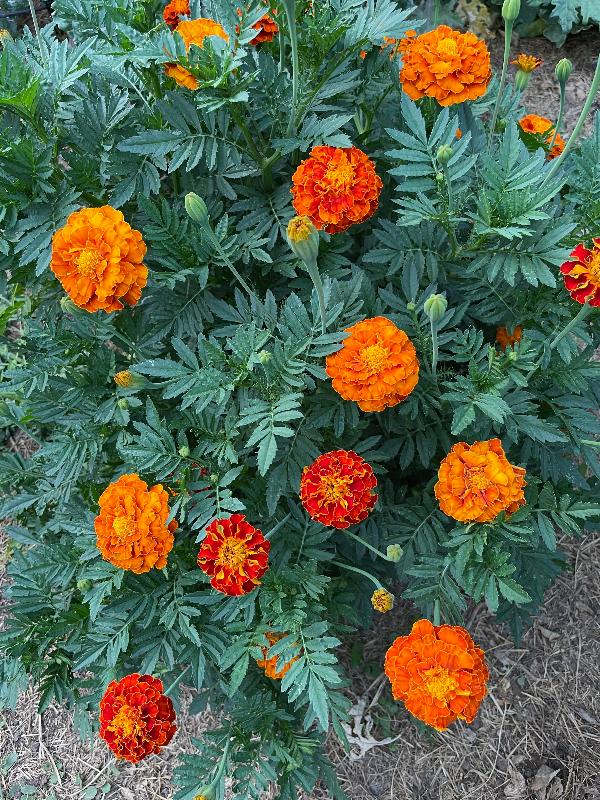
[95,474,177,574]
[99,674,176,762]
[511,53,542,72]
[114,370,133,387]
[496,325,522,351]
[165,18,229,89]
[455,128,462,139]
[300,449,378,529]
[256,632,299,679]
[250,12,278,44]
[291,145,383,234]
[163,0,190,29]
[434,439,526,523]
[326,316,419,412]
[384,619,488,730]
[518,114,565,159]
[560,238,600,307]
[50,207,147,313]
[197,513,270,595]
[372,588,394,613]
[399,25,491,106]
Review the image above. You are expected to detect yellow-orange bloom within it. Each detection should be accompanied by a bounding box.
[163,0,190,29]
[511,53,542,72]
[399,25,491,106]
[114,370,133,388]
[496,325,522,351]
[371,588,394,613]
[326,317,419,412]
[50,207,147,313]
[256,632,299,679]
[518,114,565,159]
[384,619,488,730]
[434,439,526,523]
[94,474,177,573]
[165,18,229,89]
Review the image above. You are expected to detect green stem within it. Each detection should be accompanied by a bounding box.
[27,0,46,65]
[164,664,191,696]
[548,82,566,155]
[433,598,441,626]
[213,738,231,783]
[304,259,326,334]
[430,317,439,379]
[343,529,393,561]
[432,0,442,26]
[487,20,513,153]
[548,302,593,350]
[204,228,253,296]
[330,560,383,589]
[264,513,291,540]
[282,0,299,137]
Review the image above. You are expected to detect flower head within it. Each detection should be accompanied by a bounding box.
[371,588,394,613]
[163,0,190,29]
[326,317,419,412]
[300,450,378,529]
[511,53,542,72]
[496,325,522,351]
[99,674,176,762]
[286,215,319,264]
[560,238,600,307]
[114,370,133,388]
[94,474,177,573]
[399,26,491,106]
[518,114,564,159]
[256,632,299,679]
[291,146,383,234]
[250,12,278,44]
[197,514,270,595]
[50,207,147,313]
[384,619,488,730]
[165,18,229,89]
[434,439,526,523]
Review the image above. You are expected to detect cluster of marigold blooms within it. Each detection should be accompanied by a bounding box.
[47,7,600,769]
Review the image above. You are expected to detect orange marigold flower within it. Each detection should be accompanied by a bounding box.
[50,206,147,313]
[114,370,133,387]
[455,128,462,139]
[518,114,565,159]
[326,317,419,412]
[250,12,278,44]
[95,474,177,574]
[399,25,491,106]
[163,0,190,29]
[165,18,229,89]
[256,632,299,679]
[371,588,394,613]
[434,439,526,523]
[560,238,600,307]
[511,53,542,72]
[384,619,489,730]
[300,449,378,529]
[496,325,522,351]
[99,674,176,763]
[291,145,383,234]
[197,513,270,595]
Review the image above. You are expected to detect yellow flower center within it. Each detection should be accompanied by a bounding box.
[217,536,249,571]
[585,248,600,283]
[324,160,354,191]
[437,37,458,58]
[321,473,352,504]
[113,515,135,540]
[423,666,458,701]
[76,247,101,278]
[465,466,492,492]
[107,705,143,738]
[360,343,389,375]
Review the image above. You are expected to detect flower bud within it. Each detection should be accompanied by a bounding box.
[436,144,453,166]
[406,301,416,312]
[185,192,210,226]
[0,29,13,45]
[60,295,78,314]
[178,445,190,458]
[117,398,129,409]
[114,370,145,389]
[386,543,403,562]
[76,579,92,593]
[555,58,573,85]
[507,350,518,362]
[371,588,395,613]
[496,118,508,133]
[286,215,319,266]
[257,349,272,364]
[424,293,448,323]
[435,172,444,183]
[502,0,521,22]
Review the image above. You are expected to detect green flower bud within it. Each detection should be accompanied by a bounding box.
[406,301,416,312]
[117,398,128,409]
[76,579,92,593]
[435,172,445,183]
[210,473,218,483]
[507,350,518,362]
[386,544,403,562]
[424,293,448,323]
[496,118,508,133]
[286,216,320,266]
[185,193,210,226]
[178,445,190,458]
[257,349,272,364]
[113,370,146,390]
[555,58,573,85]
[514,69,531,91]
[502,0,521,22]
[436,144,453,166]
[60,295,78,314]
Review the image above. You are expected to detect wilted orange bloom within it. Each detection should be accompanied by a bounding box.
[399,26,491,106]
[435,439,526,523]
[384,619,488,730]
[99,674,176,762]
[256,632,299,679]
[197,513,270,595]
[165,18,229,89]
[511,53,542,72]
[518,114,564,159]
[455,128,462,139]
[496,325,522,351]
[95,474,177,574]
[560,238,600,307]
[300,449,378,529]
[371,588,394,613]
[326,317,419,412]
[50,206,147,313]
[163,0,190,29]
[291,145,382,234]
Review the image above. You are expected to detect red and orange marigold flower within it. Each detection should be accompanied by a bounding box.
[163,0,190,29]
[300,449,378,529]
[384,619,489,730]
[94,474,177,574]
[399,25,491,106]
[291,145,383,234]
[197,513,270,595]
[560,238,600,307]
[99,674,176,763]
[50,206,147,313]
[256,632,299,679]
[518,114,565,159]
[165,18,229,89]
[326,316,419,412]
[435,439,526,523]
[496,325,522,351]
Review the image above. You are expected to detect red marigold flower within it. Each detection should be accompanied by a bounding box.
[256,632,299,679]
[300,449,378,529]
[384,619,489,730]
[163,0,190,29]
[291,145,383,234]
[518,114,565,159]
[496,325,522,351]
[560,238,600,307]
[197,514,270,595]
[99,674,176,762]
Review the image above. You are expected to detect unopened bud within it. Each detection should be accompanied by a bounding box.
[502,0,521,22]
[435,171,444,183]
[178,445,190,458]
[496,118,508,132]
[555,58,573,85]
[386,544,403,562]
[507,350,518,361]
[424,293,448,323]
[257,349,272,364]
[436,144,453,166]
[60,295,78,314]
[406,301,416,312]
[117,398,128,409]
[114,370,144,389]
[371,588,395,613]
[185,192,210,226]
[77,579,92,592]
[286,215,319,266]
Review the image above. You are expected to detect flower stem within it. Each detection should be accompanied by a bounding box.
[331,559,383,589]
[343,529,393,561]
[27,0,46,65]
[202,226,253,296]
[430,317,439,379]
[548,81,566,155]
[164,664,191,696]
[304,259,326,334]
[432,0,442,26]
[282,0,299,137]
[548,302,593,350]
[487,20,513,153]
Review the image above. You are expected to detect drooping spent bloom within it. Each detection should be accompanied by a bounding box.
[94,474,177,573]
[326,317,419,412]
[434,439,526,523]
[496,325,522,351]
[399,26,491,106]
[50,207,147,313]
[99,674,176,762]
[256,632,299,679]
[384,619,488,730]
[371,588,394,613]
[197,514,270,595]
[560,238,600,307]
[291,146,383,234]
[300,450,378,529]
[163,0,190,29]
[518,114,565,159]
[164,18,229,90]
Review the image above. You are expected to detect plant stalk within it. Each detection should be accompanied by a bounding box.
[548,302,593,350]
[548,81,566,155]
[330,560,383,589]
[282,0,299,137]
[487,20,513,153]
[27,0,46,65]
[304,259,326,334]
[343,529,394,561]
